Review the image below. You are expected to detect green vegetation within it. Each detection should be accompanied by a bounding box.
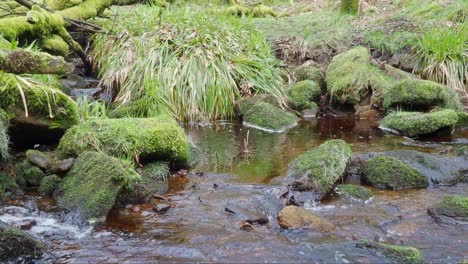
[14,160,45,187]
[0,227,45,261]
[58,151,140,221]
[38,174,61,196]
[382,109,458,137]
[0,117,8,162]
[288,80,321,111]
[288,139,352,198]
[58,117,190,165]
[335,184,373,201]
[431,195,468,218]
[93,4,286,122]
[358,240,423,264]
[243,101,298,132]
[293,63,323,83]
[340,0,359,15]
[363,156,428,190]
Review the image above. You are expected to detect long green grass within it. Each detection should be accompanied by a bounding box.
[93,5,287,122]
[0,115,9,162]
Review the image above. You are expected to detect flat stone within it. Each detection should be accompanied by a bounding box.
[277,205,335,232]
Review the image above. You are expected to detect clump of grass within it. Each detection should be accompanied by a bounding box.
[76,96,108,121]
[0,114,9,162]
[414,25,467,96]
[93,5,286,122]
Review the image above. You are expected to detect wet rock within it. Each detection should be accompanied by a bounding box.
[14,160,45,187]
[427,195,468,225]
[301,102,319,118]
[288,80,321,111]
[153,204,171,214]
[293,61,323,84]
[277,205,335,232]
[26,149,53,170]
[57,151,140,222]
[47,158,74,174]
[38,174,61,196]
[360,150,468,186]
[19,219,37,230]
[382,109,458,137]
[362,156,428,190]
[354,105,379,119]
[357,240,423,264]
[384,79,462,111]
[239,221,254,231]
[0,226,45,262]
[287,140,352,199]
[243,101,299,133]
[455,146,468,159]
[335,184,373,202]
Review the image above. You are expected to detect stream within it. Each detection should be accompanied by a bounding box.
[1,114,467,263]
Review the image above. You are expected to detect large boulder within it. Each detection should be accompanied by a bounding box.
[243,101,299,133]
[277,205,335,232]
[58,117,191,166]
[384,79,463,111]
[382,109,458,137]
[325,46,392,106]
[57,151,140,222]
[357,240,423,264]
[427,195,468,225]
[362,156,428,190]
[0,225,45,262]
[0,116,8,162]
[287,139,352,199]
[288,80,321,111]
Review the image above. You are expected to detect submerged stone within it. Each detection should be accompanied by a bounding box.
[277,205,335,232]
[38,174,61,197]
[243,101,299,133]
[57,151,140,222]
[428,195,468,224]
[58,117,191,166]
[362,156,428,190]
[384,79,463,111]
[14,160,45,187]
[382,109,458,137]
[335,184,373,201]
[288,80,321,111]
[287,139,352,199]
[0,225,45,262]
[357,240,423,264]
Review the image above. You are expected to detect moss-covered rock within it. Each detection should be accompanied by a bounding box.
[287,140,352,199]
[0,117,8,162]
[335,184,373,201]
[288,80,321,111]
[456,111,468,129]
[26,149,54,170]
[363,156,428,190]
[14,160,45,187]
[41,34,69,57]
[116,161,169,205]
[38,174,61,196]
[0,226,45,262]
[0,172,17,197]
[325,46,392,106]
[357,240,423,264]
[235,94,279,117]
[302,102,319,118]
[429,195,468,220]
[243,101,299,133]
[58,117,191,166]
[384,79,463,111]
[57,151,140,221]
[293,62,323,84]
[382,109,458,137]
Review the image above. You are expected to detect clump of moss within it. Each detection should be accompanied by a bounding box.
[243,101,299,133]
[357,240,423,264]
[0,172,18,197]
[116,161,169,205]
[38,174,61,196]
[335,184,373,201]
[14,160,45,187]
[456,112,468,129]
[363,156,428,190]
[288,80,321,111]
[0,227,45,262]
[57,151,140,221]
[325,46,392,106]
[58,117,191,166]
[384,79,463,111]
[293,63,323,84]
[41,34,69,57]
[288,139,352,199]
[0,117,9,162]
[223,4,281,17]
[431,195,468,218]
[382,109,459,137]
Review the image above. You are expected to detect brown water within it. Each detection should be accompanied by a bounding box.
[1,115,467,263]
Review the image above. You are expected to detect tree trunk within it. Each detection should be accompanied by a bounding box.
[0,49,73,75]
[340,0,359,15]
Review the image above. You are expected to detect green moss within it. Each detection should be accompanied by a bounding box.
[363,156,428,190]
[38,174,61,196]
[0,172,17,195]
[325,46,393,106]
[45,0,83,10]
[382,109,459,137]
[455,146,468,158]
[340,0,359,15]
[358,240,423,264]
[335,184,373,201]
[456,112,468,129]
[0,227,45,261]
[293,63,323,83]
[432,195,468,218]
[384,79,463,111]
[243,101,299,132]
[288,80,321,111]
[58,151,140,221]
[58,117,191,166]
[0,117,8,162]
[288,139,352,198]
[223,4,281,17]
[14,160,45,187]
[41,34,69,57]
[116,161,169,205]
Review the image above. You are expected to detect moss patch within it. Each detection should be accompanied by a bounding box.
[293,63,323,84]
[363,156,428,190]
[57,151,140,221]
[0,172,17,197]
[58,117,191,166]
[382,109,458,137]
[288,80,321,111]
[456,112,468,129]
[14,160,45,187]
[357,240,423,264]
[288,139,352,199]
[325,46,392,106]
[0,227,45,262]
[335,184,373,201]
[432,195,468,218]
[243,101,299,133]
[38,174,61,196]
[384,79,463,111]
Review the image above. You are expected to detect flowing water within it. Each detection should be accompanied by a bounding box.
[1,114,467,263]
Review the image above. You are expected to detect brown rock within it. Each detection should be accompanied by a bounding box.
[278,205,335,232]
[153,204,171,214]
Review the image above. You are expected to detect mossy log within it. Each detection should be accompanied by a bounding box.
[0,48,73,74]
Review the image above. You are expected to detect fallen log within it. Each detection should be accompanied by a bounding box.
[0,48,74,75]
